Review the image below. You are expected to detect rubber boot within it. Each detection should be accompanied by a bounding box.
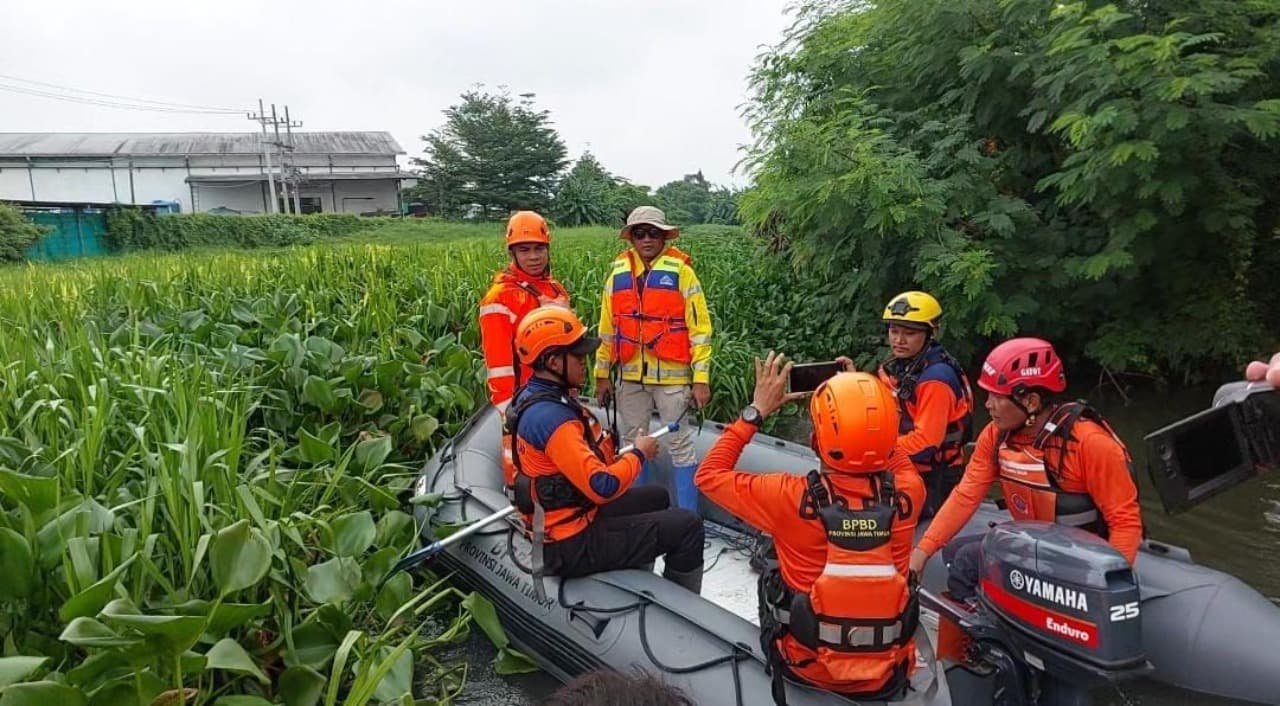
[662,564,703,595]
[673,463,699,512]
[637,459,654,487]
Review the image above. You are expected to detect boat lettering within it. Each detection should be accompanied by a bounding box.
[1010,570,1089,612]
[1045,616,1091,644]
[462,541,555,612]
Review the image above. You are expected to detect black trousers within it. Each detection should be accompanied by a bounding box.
[543,485,705,577]
[920,465,964,520]
[941,534,985,601]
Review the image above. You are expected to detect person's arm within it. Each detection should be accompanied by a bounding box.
[478,288,517,412]
[681,265,713,385]
[539,414,645,504]
[888,453,927,575]
[1078,428,1143,564]
[916,423,1001,558]
[897,379,957,466]
[695,420,797,535]
[594,278,615,382]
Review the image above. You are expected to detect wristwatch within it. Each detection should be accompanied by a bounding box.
[740,405,763,428]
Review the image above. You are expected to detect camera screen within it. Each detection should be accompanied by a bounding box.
[1168,405,1246,486]
[789,362,843,393]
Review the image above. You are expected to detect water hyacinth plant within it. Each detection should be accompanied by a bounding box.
[0,221,827,704]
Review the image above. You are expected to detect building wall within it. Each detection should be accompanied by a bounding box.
[0,154,403,214]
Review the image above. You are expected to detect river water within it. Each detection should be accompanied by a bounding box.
[452,382,1279,705]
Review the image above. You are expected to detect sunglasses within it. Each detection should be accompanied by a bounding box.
[630,227,665,240]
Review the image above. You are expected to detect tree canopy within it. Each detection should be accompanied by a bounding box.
[741,0,1280,381]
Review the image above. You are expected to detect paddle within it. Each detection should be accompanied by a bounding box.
[387,422,681,577]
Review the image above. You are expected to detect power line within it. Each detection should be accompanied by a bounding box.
[0,72,243,113]
[0,82,243,115]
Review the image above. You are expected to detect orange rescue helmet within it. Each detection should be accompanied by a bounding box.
[506,211,551,247]
[515,306,600,366]
[809,372,900,474]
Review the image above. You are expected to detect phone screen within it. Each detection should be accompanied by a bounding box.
[788,361,843,393]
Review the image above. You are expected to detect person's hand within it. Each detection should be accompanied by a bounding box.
[631,431,658,459]
[909,547,929,576]
[752,351,808,418]
[595,377,613,407]
[1245,352,1280,385]
[691,382,711,409]
[836,355,857,373]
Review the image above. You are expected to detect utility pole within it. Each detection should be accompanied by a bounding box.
[269,104,290,214]
[247,99,279,214]
[284,105,303,215]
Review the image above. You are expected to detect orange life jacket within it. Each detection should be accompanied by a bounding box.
[877,343,975,473]
[758,470,918,701]
[606,249,693,366]
[994,401,1132,535]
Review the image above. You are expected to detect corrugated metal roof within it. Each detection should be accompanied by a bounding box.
[0,131,405,157]
[187,172,417,182]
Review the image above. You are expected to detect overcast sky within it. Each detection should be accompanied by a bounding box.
[0,0,795,188]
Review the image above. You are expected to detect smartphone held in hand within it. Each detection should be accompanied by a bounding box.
[787,361,843,393]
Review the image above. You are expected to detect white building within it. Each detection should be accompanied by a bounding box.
[0,131,416,214]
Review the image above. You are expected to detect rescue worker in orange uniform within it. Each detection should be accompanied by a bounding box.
[908,337,1144,602]
[507,307,705,597]
[695,352,925,703]
[861,291,975,519]
[478,211,570,485]
[594,206,713,512]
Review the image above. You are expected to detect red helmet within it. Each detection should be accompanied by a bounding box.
[978,337,1066,396]
[809,372,899,474]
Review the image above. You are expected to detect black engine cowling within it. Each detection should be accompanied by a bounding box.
[978,521,1147,677]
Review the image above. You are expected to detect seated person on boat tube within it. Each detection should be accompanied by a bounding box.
[908,337,1144,602]
[695,352,925,702]
[506,306,706,596]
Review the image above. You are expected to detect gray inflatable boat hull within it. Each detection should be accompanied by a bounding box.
[414,403,1280,705]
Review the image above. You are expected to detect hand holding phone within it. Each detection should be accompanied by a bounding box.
[788,361,844,394]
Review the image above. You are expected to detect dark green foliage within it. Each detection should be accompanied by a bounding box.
[0,202,53,262]
[743,0,1280,382]
[408,88,569,219]
[105,211,389,251]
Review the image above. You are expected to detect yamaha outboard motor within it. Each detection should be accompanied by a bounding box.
[924,521,1151,705]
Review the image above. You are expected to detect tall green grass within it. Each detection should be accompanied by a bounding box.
[0,220,852,704]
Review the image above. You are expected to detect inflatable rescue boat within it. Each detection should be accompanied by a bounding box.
[411,402,1280,706]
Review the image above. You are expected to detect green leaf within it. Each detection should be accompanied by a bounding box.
[409,414,439,442]
[205,638,269,685]
[279,666,326,706]
[297,428,335,465]
[283,623,338,671]
[375,511,416,548]
[0,681,87,706]
[364,646,414,703]
[352,436,392,473]
[60,555,137,622]
[461,592,508,649]
[305,557,362,605]
[0,657,48,690]
[494,646,540,675]
[329,511,376,558]
[210,519,272,597]
[302,376,340,414]
[59,617,139,648]
[213,698,274,706]
[375,573,412,622]
[100,609,207,655]
[355,389,384,413]
[0,469,59,516]
[0,529,36,599]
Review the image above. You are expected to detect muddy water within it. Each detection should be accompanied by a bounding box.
[460,383,1279,705]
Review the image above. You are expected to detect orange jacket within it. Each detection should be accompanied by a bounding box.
[694,420,925,693]
[511,379,644,542]
[877,343,974,474]
[478,266,569,412]
[918,419,1143,564]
